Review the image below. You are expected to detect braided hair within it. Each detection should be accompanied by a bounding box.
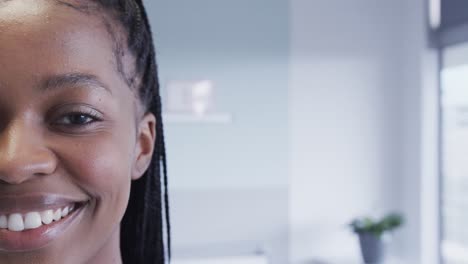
[70,0,171,263]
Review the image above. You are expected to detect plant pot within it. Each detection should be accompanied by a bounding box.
[358,232,385,264]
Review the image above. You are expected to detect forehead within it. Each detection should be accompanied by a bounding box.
[0,0,125,92]
[0,0,104,38]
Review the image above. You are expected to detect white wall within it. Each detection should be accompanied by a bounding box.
[289,0,433,263]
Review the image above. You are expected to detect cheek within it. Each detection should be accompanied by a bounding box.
[52,128,136,215]
[69,138,131,197]
[47,128,136,259]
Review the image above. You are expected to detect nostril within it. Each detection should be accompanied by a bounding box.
[0,120,58,184]
[0,110,11,134]
[0,148,58,185]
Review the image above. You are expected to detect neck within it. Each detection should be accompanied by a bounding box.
[87,226,122,264]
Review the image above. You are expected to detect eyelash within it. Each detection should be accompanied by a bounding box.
[56,109,102,127]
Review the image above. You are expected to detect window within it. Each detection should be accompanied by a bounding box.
[441,42,468,263]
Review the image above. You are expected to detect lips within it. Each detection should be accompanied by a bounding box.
[0,193,88,252]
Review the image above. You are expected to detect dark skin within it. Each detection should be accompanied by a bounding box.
[0,0,156,263]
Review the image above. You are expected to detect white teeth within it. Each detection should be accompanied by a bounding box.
[0,215,7,229]
[8,214,24,232]
[40,210,53,225]
[61,207,69,217]
[53,209,61,221]
[24,212,42,230]
[0,204,78,232]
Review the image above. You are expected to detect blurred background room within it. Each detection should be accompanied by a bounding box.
[144,0,468,263]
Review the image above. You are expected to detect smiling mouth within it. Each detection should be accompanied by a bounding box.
[0,202,85,232]
[0,194,89,251]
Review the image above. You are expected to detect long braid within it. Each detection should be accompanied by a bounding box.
[89,0,170,263]
[132,1,172,259]
[132,0,171,261]
[122,1,171,263]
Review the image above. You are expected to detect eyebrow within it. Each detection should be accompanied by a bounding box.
[55,1,96,14]
[40,73,113,96]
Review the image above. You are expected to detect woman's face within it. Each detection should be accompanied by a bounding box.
[0,0,156,263]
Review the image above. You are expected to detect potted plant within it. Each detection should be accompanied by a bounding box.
[349,213,404,264]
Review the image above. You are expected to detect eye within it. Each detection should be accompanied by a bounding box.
[61,113,96,126]
[55,110,101,127]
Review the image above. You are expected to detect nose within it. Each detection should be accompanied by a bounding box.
[0,120,57,184]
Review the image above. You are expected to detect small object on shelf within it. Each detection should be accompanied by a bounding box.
[164,80,231,124]
[165,79,215,115]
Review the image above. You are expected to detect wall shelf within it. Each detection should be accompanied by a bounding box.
[163,113,232,124]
